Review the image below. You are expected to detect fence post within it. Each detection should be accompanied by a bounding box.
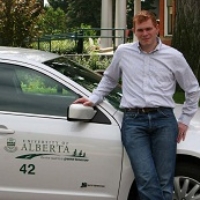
[37,37,40,50]
[76,30,84,54]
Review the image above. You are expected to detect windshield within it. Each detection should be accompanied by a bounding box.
[44,57,122,110]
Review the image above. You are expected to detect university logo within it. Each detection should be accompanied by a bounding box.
[4,138,17,152]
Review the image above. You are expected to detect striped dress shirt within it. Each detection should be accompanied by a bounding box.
[89,38,200,125]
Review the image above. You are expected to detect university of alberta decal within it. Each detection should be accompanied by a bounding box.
[4,138,89,162]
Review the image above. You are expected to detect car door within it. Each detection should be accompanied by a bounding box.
[0,62,123,200]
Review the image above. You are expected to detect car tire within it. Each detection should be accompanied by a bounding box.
[129,161,200,200]
[173,161,200,200]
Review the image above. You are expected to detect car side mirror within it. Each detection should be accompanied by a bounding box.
[67,104,97,121]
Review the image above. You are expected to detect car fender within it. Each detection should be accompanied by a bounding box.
[177,125,200,159]
[175,104,200,159]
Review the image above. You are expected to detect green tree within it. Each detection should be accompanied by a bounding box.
[0,0,43,46]
[48,0,68,13]
[37,7,67,34]
[66,0,101,29]
[172,0,200,82]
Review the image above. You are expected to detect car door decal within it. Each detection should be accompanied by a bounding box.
[4,138,18,152]
[4,137,89,162]
[19,164,36,175]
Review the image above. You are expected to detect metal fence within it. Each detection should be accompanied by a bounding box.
[36,28,133,53]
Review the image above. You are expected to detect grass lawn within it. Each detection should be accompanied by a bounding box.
[173,90,185,104]
[173,90,200,106]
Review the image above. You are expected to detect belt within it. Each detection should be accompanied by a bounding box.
[124,107,160,113]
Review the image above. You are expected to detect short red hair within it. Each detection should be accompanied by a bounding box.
[133,10,157,28]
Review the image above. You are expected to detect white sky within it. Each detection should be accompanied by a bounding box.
[44,0,49,6]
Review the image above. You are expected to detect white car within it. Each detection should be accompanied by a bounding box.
[0,46,199,200]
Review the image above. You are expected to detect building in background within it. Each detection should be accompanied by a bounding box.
[157,0,176,45]
[132,0,176,45]
[100,0,176,48]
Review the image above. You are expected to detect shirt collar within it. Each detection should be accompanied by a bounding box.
[135,37,162,53]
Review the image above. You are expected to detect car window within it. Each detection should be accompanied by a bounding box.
[0,63,79,116]
[44,57,122,110]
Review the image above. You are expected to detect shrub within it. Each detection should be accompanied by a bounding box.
[72,53,112,71]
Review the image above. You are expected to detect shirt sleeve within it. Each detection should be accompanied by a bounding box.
[88,47,122,105]
[174,53,200,126]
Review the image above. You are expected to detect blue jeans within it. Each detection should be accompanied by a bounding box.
[121,108,178,200]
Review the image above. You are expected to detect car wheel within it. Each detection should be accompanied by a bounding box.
[173,161,200,200]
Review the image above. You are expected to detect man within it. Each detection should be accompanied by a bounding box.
[74,10,200,200]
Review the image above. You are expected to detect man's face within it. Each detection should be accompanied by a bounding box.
[134,19,159,47]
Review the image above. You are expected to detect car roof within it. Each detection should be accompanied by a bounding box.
[0,46,60,63]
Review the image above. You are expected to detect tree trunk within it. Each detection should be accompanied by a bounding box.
[172,0,200,82]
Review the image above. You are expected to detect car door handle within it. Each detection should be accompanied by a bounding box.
[0,126,15,134]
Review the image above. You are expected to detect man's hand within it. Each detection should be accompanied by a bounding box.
[73,97,94,107]
[177,122,188,143]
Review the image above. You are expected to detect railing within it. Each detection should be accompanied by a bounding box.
[37,28,133,53]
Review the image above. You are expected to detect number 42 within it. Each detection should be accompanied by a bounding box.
[20,164,35,175]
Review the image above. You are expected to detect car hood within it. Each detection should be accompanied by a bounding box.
[0,46,59,63]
